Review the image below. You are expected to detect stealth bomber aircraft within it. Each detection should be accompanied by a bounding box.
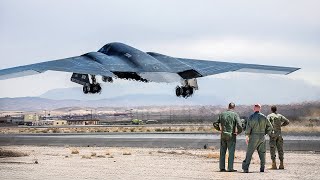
[0,42,300,98]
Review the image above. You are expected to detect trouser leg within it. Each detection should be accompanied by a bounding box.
[269,136,277,160]
[220,138,227,170]
[257,139,266,170]
[277,136,284,161]
[242,136,256,171]
[227,135,236,170]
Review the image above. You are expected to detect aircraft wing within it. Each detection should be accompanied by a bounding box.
[0,55,114,80]
[147,52,300,79]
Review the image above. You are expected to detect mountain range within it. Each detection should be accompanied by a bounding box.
[1,74,319,111]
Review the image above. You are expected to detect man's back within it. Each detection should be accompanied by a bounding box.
[267,113,289,135]
[220,110,239,133]
[246,112,272,135]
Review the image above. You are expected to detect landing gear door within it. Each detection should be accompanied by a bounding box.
[71,73,90,86]
[182,78,198,90]
[188,78,198,90]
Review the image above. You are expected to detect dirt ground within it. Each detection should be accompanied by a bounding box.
[0,146,319,180]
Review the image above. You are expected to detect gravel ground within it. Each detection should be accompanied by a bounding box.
[0,146,319,180]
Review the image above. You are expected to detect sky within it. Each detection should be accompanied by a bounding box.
[0,0,319,101]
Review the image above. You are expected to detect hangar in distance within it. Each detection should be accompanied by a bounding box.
[0,42,300,98]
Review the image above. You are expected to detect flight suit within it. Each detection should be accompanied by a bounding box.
[267,113,289,161]
[242,112,273,171]
[213,110,243,171]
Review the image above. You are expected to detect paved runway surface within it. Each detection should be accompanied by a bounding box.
[1,133,319,151]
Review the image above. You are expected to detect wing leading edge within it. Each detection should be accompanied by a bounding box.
[0,55,114,80]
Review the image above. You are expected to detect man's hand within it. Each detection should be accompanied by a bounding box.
[234,127,238,136]
[245,135,249,145]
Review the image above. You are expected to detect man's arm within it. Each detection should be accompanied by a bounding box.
[245,116,252,145]
[265,117,274,136]
[280,114,290,127]
[235,114,243,134]
[245,118,252,136]
[213,115,221,131]
[267,114,273,125]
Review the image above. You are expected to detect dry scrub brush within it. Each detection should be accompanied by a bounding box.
[0,149,28,158]
[205,152,220,159]
[81,155,91,159]
[123,152,132,155]
[70,148,79,154]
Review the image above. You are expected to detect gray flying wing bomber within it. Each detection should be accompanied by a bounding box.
[0,42,300,98]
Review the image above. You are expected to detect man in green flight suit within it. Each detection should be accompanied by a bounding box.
[213,102,243,172]
[242,104,273,173]
[267,105,290,169]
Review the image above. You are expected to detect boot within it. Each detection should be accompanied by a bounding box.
[271,160,277,169]
[279,160,284,169]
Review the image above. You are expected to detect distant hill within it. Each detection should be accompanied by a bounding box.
[1,74,320,111]
[0,94,224,111]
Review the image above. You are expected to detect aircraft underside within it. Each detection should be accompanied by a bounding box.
[70,72,198,98]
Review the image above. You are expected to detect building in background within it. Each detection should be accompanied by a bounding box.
[24,114,40,125]
[67,119,99,125]
[8,115,24,125]
[52,120,67,126]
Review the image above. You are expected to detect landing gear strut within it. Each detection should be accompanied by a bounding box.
[175,78,198,98]
[82,75,102,94]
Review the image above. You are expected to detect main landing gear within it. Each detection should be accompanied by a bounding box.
[71,73,113,95]
[83,75,102,94]
[175,78,198,98]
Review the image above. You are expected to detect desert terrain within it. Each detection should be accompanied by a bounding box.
[0,146,319,180]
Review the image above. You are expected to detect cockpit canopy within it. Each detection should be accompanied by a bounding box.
[98,42,136,56]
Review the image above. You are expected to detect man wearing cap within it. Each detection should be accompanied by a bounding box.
[242,104,273,173]
[213,102,243,172]
[267,105,290,169]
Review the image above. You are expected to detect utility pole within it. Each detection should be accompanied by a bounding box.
[68,110,71,119]
[136,110,138,120]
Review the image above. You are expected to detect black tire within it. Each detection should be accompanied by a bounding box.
[83,85,89,94]
[95,83,102,93]
[107,77,113,83]
[175,86,181,97]
[187,86,193,96]
[102,76,113,83]
[91,83,101,94]
[181,86,188,98]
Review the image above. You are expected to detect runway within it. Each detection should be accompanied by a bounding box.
[1,133,319,151]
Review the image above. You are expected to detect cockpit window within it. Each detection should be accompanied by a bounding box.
[98,44,113,55]
[98,43,132,56]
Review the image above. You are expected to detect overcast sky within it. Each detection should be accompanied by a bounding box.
[0,0,319,99]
